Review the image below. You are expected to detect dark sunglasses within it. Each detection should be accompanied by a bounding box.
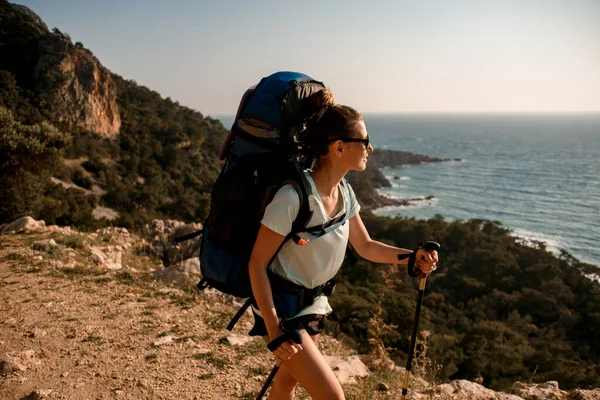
[328,136,370,149]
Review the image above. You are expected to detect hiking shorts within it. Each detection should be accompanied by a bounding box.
[248,311,326,337]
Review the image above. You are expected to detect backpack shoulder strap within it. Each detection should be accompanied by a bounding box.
[280,162,313,237]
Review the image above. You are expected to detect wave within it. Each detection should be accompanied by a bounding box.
[509,228,562,255]
[374,196,439,213]
[583,273,600,284]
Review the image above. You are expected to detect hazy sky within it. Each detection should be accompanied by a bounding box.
[16,0,600,116]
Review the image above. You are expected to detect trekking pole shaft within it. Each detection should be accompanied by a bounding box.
[256,360,282,400]
[401,277,427,399]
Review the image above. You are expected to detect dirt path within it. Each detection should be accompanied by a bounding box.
[0,230,355,400]
[0,231,283,400]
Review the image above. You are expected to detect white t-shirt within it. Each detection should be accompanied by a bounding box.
[259,174,361,318]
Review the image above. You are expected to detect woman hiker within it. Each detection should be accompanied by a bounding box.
[248,90,439,400]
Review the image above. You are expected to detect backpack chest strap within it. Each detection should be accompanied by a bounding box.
[290,178,351,245]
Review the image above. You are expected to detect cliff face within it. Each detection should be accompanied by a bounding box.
[0,0,121,136]
[33,32,121,136]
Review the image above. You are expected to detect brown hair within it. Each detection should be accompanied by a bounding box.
[302,90,363,158]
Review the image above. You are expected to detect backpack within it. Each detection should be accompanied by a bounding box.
[178,71,349,330]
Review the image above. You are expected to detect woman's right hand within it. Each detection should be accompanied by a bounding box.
[416,248,439,275]
[267,327,304,361]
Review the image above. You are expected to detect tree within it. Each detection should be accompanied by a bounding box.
[0,107,70,222]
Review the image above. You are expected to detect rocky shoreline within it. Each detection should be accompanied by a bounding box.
[357,149,457,210]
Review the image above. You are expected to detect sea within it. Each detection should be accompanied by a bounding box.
[216,113,600,268]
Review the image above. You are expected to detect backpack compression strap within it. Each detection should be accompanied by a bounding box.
[173,229,203,244]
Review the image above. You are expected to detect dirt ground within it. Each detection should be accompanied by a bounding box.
[0,230,363,400]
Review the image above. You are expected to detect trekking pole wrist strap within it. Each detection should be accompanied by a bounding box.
[398,251,419,278]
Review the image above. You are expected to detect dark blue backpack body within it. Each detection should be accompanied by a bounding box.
[198,72,326,299]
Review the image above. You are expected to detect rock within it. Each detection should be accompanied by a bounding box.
[0,350,41,375]
[31,239,60,253]
[90,247,107,264]
[224,335,254,347]
[153,335,174,347]
[23,389,54,399]
[0,2,118,136]
[25,327,47,338]
[96,227,130,243]
[323,355,370,385]
[147,219,185,241]
[153,258,201,286]
[1,216,46,234]
[512,381,566,400]
[568,388,600,400]
[92,206,120,221]
[90,246,122,270]
[377,382,389,391]
[11,4,48,31]
[164,223,203,265]
[437,380,523,400]
[64,256,77,266]
[146,219,202,266]
[33,34,121,136]
[45,225,73,234]
[361,353,396,372]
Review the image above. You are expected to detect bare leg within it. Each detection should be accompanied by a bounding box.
[267,332,344,400]
[267,335,321,400]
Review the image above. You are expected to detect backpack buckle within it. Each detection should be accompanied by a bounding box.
[291,234,309,245]
[196,279,209,291]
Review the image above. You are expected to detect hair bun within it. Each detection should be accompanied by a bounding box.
[313,89,335,108]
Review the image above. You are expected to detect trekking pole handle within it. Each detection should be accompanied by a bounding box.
[267,329,303,352]
[422,241,441,252]
[417,241,440,278]
[398,241,440,278]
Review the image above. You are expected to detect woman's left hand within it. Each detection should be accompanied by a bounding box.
[416,249,439,275]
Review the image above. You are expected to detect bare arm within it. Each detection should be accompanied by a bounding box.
[348,213,438,272]
[248,224,286,336]
[248,224,303,359]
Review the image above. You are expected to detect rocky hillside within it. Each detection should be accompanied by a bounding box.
[0,0,120,135]
[0,0,226,229]
[1,217,599,400]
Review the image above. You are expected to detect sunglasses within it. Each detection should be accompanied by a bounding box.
[328,136,370,149]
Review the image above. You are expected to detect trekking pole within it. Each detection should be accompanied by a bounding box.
[256,330,303,400]
[256,359,282,400]
[400,241,440,399]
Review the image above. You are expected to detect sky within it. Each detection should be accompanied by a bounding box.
[15,0,600,117]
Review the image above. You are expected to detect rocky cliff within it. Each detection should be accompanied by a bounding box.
[0,0,120,136]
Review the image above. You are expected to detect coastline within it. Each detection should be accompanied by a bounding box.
[360,148,456,211]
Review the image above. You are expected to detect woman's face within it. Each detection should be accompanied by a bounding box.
[344,120,373,172]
